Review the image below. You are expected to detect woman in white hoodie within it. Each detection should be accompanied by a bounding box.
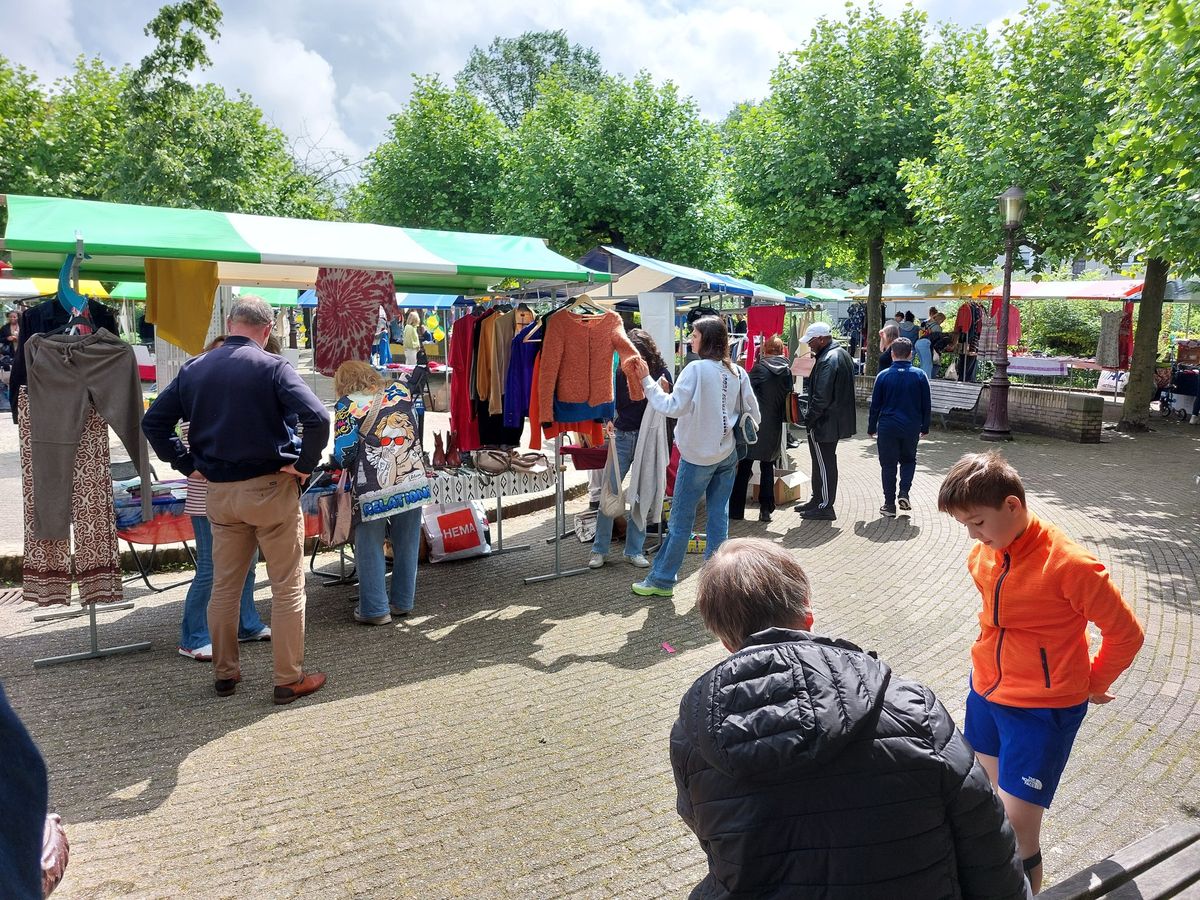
[628,317,760,598]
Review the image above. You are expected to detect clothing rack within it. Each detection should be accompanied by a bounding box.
[488,474,529,556]
[525,438,589,585]
[30,233,153,667]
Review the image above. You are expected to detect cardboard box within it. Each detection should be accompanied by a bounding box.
[752,470,809,505]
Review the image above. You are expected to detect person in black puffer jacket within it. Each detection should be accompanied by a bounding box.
[672,538,1031,900]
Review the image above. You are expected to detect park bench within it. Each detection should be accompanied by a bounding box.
[929,380,985,428]
[1041,821,1200,899]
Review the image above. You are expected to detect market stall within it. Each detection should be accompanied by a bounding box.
[1,193,613,663]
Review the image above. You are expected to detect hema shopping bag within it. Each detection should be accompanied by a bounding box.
[421,501,491,562]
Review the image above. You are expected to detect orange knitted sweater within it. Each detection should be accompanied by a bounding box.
[537,310,643,423]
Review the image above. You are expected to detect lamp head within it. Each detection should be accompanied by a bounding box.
[999,184,1027,228]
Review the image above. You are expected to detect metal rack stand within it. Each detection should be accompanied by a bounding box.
[34,600,151,668]
[525,436,589,584]
[489,474,530,555]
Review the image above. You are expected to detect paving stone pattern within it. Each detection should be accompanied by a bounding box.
[1,414,1198,898]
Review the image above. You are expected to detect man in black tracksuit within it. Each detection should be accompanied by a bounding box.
[868,337,931,517]
[672,538,1031,900]
[796,322,856,520]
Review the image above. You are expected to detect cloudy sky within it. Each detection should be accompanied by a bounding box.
[2,0,1018,164]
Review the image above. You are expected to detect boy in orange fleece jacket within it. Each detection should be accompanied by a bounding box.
[938,452,1145,894]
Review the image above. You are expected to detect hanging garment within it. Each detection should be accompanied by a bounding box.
[527,353,604,451]
[20,390,121,606]
[628,403,668,531]
[145,259,219,355]
[489,309,517,416]
[537,310,643,424]
[25,329,149,540]
[314,268,395,376]
[447,314,482,452]
[8,298,118,424]
[1119,302,1134,369]
[503,321,541,429]
[745,305,786,370]
[475,312,499,403]
[1097,311,1122,368]
[988,298,1022,345]
[979,312,1001,361]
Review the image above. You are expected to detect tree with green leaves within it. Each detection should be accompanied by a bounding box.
[350,76,505,232]
[457,30,604,129]
[499,71,732,266]
[901,0,1124,278]
[730,4,941,374]
[0,58,45,196]
[1091,0,1200,431]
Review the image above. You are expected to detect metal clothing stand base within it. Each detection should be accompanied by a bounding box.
[490,474,530,556]
[122,540,197,593]
[525,436,589,584]
[33,601,152,668]
[309,541,357,585]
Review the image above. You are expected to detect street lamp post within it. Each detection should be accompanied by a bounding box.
[981,185,1027,442]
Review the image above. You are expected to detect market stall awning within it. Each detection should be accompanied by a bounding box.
[0,276,110,300]
[112,282,298,305]
[795,287,852,302]
[0,195,612,294]
[578,246,810,305]
[395,293,460,310]
[980,280,1143,300]
[846,282,989,301]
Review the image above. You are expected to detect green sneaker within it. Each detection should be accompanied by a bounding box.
[632,580,673,598]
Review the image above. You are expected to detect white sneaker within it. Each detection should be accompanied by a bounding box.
[626,554,651,568]
[1190,415,1199,425]
[178,644,213,661]
[588,553,606,569]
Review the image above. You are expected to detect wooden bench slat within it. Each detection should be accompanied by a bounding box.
[1105,841,1200,899]
[1041,822,1200,899]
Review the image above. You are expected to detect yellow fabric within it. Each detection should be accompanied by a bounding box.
[145,259,219,355]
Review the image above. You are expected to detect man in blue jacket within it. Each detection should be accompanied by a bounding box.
[143,297,331,705]
[868,338,931,518]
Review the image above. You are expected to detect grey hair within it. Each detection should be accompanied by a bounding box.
[696,538,812,649]
[228,296,274,327]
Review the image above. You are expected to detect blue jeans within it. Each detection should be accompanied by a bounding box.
[354,507,422,617]
[591,429,647,558]
[180,516,265,650]
[915,338,934,377]
[876,426,920,505]
[643,450,738,590]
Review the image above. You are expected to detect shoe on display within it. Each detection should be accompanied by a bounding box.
[626,554,651,568]
[445,433,462,468]
[432,433,447,468]
[353,610,393,626]
[880,504,897,518]
[238,626,272,642]
[179,644,213,662]
[632,580,674,598]
[588,553,606,569]
[897,496,911,511]
[273,672,327,705]
[800,507,837,521]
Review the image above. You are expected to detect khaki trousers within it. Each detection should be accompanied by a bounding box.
[207,473,306,686]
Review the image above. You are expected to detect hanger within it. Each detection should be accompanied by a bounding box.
[564,292,608,315]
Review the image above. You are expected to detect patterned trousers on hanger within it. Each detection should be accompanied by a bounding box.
[20,389,122,606]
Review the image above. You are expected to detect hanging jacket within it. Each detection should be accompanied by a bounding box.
[671,629,1031,900]
[746,355,793,462]
[805,340,856,443]
[967,514,1145,708]
[627,401,668,530]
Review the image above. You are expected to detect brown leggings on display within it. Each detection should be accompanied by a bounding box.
[19,389,122,606]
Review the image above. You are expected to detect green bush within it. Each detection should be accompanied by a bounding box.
[1018,300,1105,357]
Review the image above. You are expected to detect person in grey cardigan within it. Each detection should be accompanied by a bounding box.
[796,322,857,520]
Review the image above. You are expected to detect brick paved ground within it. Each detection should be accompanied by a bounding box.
[1,413,1198,898]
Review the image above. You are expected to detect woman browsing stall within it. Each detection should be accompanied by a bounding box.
[332,362,432,625]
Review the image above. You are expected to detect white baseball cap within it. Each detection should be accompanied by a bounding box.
[800,322,832,343]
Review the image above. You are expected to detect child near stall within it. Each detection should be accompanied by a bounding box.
[937,451,1145,893]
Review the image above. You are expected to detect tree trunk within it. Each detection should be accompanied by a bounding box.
[865,235,885,377]
[804,269,814,289]
[1117,256,1169,432]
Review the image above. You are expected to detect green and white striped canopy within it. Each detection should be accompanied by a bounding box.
[0,195,612,293]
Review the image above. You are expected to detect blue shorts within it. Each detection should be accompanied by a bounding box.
[964,689,1088,808]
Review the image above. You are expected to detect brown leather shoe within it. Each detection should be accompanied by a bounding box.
[273,672,327,705]
[214,674,241,697]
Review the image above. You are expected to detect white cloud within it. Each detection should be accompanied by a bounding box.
[0,0,83,83]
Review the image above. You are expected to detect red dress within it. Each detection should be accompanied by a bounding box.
[447,314,481,452]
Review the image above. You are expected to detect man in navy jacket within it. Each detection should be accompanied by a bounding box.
[868,338,931,517]
[143,297,330,705]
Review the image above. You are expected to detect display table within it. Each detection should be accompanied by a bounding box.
[1008,356,1069,377]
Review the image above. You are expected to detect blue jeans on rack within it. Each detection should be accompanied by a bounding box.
[642,449,738,590]
[180,515,265,651]
[591,429,647,559]
[354,507,422,618]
